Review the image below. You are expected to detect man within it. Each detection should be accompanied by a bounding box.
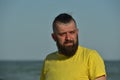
[40,13,106,80]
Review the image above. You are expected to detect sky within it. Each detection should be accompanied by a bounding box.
[0,0,120,61]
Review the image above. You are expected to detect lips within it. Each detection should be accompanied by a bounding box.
[64,41,74,46]
[64,40,73,43]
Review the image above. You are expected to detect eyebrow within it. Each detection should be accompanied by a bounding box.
[57,29,78,34]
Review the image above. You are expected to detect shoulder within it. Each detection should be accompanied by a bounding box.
[45,51,58,60]
[78,45,102,59]
[78,45,97,55]
[80,46,105,64]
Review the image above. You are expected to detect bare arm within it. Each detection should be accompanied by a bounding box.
[95,75,106,80]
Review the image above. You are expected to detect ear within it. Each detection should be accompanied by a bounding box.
[51,33,57,41]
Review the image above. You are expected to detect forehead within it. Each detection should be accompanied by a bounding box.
[55,21,76,33]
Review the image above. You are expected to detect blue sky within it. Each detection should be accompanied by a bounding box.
[0,0,120,60]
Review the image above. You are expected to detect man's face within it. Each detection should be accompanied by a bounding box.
[52,20,79,57]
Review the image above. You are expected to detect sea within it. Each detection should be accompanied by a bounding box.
[0,60,120,80]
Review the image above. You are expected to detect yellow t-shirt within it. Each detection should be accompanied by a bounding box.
[40,46,106,80]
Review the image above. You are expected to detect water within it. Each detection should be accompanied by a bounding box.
[0,61,42,80]
[105,61,120,80]
[0,60,120,80]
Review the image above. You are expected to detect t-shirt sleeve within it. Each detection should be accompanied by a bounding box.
[88,50,106,80]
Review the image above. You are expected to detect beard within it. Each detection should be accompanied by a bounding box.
[56,36,79,57]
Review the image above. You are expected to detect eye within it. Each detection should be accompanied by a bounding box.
[58,32,66,36]
[69,30,75,34]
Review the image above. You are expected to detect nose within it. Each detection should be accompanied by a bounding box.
[65,33,71,40]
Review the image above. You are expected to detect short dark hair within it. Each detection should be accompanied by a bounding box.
[52,13,76,32]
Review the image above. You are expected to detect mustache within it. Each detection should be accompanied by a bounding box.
[64,40,74,44]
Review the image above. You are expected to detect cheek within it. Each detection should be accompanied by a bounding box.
[57,37,65,44]
[73,35,78,42]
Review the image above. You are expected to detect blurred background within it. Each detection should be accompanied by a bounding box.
[0,0,120,80]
